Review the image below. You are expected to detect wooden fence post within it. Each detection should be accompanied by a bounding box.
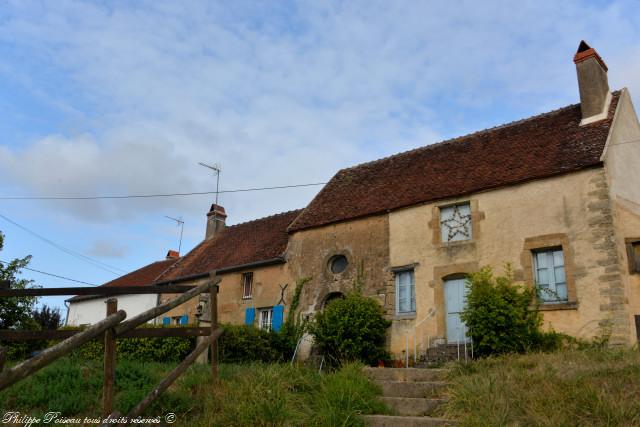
[209,273,218,382]
[0,346,6,372]
[103,298,117,418]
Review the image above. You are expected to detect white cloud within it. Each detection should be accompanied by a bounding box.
[0,0,638,229]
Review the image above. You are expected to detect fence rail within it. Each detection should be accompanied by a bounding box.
[0,272,221,425]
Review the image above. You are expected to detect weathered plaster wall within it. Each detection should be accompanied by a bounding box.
[388,167,627,355]
[287,215,393,357]
[603,87,640,344]
[159,263,294,326]
[67,294,158,326]
[287,215,392,314]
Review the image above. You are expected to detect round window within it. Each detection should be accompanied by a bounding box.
[329,255,348,274]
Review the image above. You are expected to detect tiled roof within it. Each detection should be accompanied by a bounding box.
[67,257,179,302]
[158,209,303,282]
[289,93,620,232]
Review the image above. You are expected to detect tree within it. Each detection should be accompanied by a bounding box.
[0,231,38,330]
[32,304,62,330]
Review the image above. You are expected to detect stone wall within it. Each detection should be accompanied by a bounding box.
[158,263,294,326]
[387,167,630,355]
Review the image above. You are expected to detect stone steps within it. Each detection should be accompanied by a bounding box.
[380,397,447,416]
[363,415,456,426]
[380,380,449,398]
[364,367,448,382]
[364,367,456,426]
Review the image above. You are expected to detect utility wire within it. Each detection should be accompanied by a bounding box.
[0,182,327,201]
[0,259,98,286]
[0,213,126,276]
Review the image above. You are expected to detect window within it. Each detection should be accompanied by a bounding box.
[242,272,253,299]
[395,269,416,314]
[329,255,348,274]
[533,248,568,303]
[628,241,640,274]
[259,307,274,331]
[440,203,472,242]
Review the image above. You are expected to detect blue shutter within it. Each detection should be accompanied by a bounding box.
[272,305,284,332]
[245,308,256,326]
[162,317,170,326]
[180,315,188,325]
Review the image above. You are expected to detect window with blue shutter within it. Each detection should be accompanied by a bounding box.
[180,315,188,325]
[395,269,416,314]
[162,317,170,326]
[245,307,256,326]
[272,305,284,332]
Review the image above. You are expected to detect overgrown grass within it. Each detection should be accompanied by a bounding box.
[442,348,640,426]
[0,357,211,423]
[201,363,388,426]
[0,359,386,426]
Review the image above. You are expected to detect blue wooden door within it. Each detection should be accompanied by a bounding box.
[444,278,469,343]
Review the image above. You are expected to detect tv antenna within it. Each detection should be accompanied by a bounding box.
[165,215,185,254]
[198,162,221,206]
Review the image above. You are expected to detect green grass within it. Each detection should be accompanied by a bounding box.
[200,362,388,427]
[0,359,387,426]
[0,357,211,423]
[442,348,640,427]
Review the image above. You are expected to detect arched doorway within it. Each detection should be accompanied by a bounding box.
[323,291,345,309]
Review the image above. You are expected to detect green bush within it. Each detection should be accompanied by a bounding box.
[310,292,391,366]
[51,324,197,362]
[218,324,283,363]
[461,266,563,356]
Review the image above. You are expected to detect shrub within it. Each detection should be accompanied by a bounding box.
[218,324,283,363]
[461,266,562,356]
[310,292,391,366]
[51,324,197,362]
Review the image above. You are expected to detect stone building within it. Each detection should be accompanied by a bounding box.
[75,41,639,357]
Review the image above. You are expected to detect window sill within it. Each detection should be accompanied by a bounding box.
[436,240,475,249]
[393,313,416,321]
[537,301,578,311]
[241,297,252,301]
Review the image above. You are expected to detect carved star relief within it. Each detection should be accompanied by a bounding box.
[441,205,472,241]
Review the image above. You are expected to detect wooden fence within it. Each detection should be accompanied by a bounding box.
[0,271,221,424]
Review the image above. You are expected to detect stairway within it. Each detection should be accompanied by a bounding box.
[362,367,457,426]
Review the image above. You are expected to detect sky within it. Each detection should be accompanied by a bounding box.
[0,1,639,317]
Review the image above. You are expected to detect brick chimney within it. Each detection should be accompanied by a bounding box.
[574,40,611,125]
[205,204,227,240]
[166,250,180,260]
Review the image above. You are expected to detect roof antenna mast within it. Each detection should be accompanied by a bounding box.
[198,163,222,205]
[198,162,222,227]
[165,215,185,254]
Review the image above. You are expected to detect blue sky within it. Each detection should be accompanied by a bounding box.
[0,1,639,315]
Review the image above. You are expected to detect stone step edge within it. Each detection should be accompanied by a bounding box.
[363,415,457,426]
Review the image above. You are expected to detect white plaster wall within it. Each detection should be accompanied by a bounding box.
[66,294,158,326]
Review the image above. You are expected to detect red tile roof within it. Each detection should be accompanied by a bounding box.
[289,93,620,232]
[157,209,303,282]
[67,257,179,302]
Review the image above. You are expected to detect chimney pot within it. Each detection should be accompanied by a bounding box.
[574,40,611,125]
[166,250,180,260]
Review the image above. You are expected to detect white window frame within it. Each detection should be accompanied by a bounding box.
[440,202,472,243]
[395,269,416,315]
[242,272,253,300]
[259,307,273,331]
[533,248,568,303]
